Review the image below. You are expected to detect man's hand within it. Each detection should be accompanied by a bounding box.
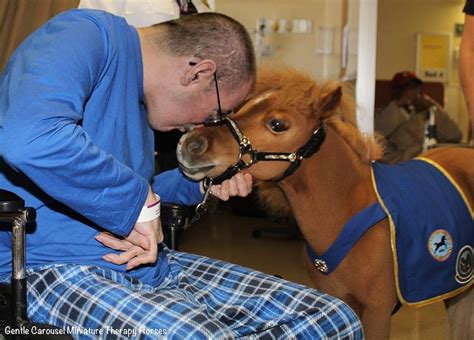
[411,93,441,113]
[95,188,164,270]
[207,172,252,201]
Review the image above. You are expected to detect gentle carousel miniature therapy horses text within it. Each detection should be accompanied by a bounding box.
[177,69,473,339]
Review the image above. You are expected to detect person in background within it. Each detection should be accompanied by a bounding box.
[375,71,462,164]
[0,9,362,338]
[460,0,474,144]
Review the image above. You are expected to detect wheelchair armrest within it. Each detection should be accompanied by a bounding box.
[161,203,191,229]
[160,203,196,251]
[0,189,25,213]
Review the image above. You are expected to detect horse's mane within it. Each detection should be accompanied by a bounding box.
[253,68,384,162]
[251,68,384,217]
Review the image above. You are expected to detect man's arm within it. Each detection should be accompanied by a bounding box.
[374,102,406,137]
[434,108,463,143]
[96,186,163,270]
[1,11,148,236]
[97,172,252,269]
[459,13,474,143]
[151,168,252,205]
[412,94,463,142]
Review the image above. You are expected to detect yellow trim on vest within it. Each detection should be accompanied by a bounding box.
[370,161,473,308]
[370,165,406,305]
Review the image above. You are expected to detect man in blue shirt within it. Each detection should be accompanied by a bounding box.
[0,9,362,338]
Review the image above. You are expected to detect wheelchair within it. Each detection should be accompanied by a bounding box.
[0,189,71,339]
[0,190,191,339]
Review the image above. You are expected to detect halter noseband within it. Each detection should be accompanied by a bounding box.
[210,117,327,184]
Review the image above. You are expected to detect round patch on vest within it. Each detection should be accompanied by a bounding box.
[428,229,453,262]
[455,245,473,284]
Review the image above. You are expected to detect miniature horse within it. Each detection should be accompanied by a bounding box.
[177,69,473,339]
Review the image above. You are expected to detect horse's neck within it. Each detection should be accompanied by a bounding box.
[279,125,377,254]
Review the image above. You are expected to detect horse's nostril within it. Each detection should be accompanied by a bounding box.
[187,136,208,155]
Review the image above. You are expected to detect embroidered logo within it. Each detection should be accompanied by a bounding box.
[455,245,473,284]
[428,229,453,262]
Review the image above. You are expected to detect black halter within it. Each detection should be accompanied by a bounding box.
[210,117,327,184]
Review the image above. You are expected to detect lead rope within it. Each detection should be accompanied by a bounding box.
[190,177,213,224]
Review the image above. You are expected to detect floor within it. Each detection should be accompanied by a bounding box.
[178,201,450,340]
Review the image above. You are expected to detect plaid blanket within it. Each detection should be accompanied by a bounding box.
[15,246,363,339]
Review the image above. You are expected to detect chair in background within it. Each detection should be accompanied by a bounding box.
[374,79,445,110]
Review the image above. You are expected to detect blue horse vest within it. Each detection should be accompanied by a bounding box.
[306,158,473,306]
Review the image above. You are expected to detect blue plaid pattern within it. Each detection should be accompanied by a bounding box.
[21,247,362,339]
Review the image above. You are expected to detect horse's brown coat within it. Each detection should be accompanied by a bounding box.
[177,69,473,339]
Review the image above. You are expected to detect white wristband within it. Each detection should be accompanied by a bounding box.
[137,194,161,223]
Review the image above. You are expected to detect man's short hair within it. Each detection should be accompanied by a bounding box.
[156,12,256,91]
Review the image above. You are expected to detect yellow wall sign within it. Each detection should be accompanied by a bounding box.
[416,33,451,82]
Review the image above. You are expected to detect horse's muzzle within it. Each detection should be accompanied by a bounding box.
[176,133,216,180]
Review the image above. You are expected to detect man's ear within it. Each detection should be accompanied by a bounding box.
[181,59,216,86]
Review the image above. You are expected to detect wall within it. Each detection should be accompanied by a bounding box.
[217,0,469,140]
[2,0,468,139]
[215,0,358,81]
[0,0,79,69]
[377,0,464,81]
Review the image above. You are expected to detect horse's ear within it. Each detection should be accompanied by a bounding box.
[314,85,342,117]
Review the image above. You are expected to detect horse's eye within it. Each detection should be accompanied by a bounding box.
[267,119,288,133]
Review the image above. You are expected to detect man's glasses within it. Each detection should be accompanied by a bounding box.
[189,62,233,125]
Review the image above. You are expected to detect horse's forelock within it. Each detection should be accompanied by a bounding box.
[254,69,383,162]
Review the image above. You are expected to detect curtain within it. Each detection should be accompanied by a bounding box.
[0,0,79,70]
